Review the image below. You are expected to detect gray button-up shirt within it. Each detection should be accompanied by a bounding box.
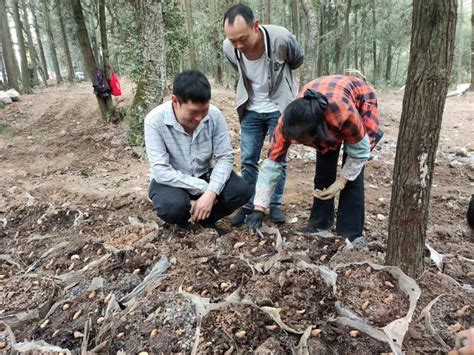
[144,101,233,196]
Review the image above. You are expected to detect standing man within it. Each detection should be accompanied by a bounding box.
[145,70,251,232]
[223,4,304,226]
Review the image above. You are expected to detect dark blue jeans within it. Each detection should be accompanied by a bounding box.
[240,110,287,208]
[148,171,251,226]
[310,146,365,240]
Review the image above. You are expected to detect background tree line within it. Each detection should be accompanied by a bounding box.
[1,0,473,115]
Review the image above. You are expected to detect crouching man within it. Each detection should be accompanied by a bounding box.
[145,70,251,231]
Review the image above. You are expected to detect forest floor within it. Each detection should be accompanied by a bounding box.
[0,81,473,354]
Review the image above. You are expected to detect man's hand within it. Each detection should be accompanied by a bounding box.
[313,177,347,200]
[191,191,217,222]
[245,211,264,231]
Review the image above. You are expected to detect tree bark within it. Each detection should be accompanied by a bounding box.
[385,0,457,278]
[183,0,196,68]
[385,41,392,82]
[30,0,49,82]
[353,8,358,69]
[99,0,114,115]
[291,0,299,39]
[338,0,352,74]
[333,10,341,74]
[300,0,317,84]
[21,0,40,86]
[371,0,377,83]
[209,0,222,85]
[12,0,32,93]
[43,0,62,84]
[263,0,270,24]
[471,0,474,89]
[56,0,74,82]
[316,1,324,76]
[128,0,166,122]
[455,0,463,84]
[0,0,21,91]
[71,0,112,121]
[99,0,109,75]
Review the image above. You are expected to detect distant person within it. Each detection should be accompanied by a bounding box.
[245,75,383,244]
[144,70,251,233]
[223,3,304,226]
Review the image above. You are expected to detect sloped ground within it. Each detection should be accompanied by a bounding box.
[0,81,472,353]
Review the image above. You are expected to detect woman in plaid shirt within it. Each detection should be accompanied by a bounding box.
[246,75,383,242]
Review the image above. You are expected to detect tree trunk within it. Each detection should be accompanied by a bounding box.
[371,0,377,83]
[128,0,166,123]
[0,0,21,91]
[471,0,474,90]
[353,8,358,69]
[316,2,324,76]
[71,0,112,121]
[454,0,463,84]
[263,0,270,23]
[43,0,62,84]
[99,0,114,115]
[291,0,299,39]
[339,0,351,74]
[300,0,317,84]
[333,10,342,74]
[394,50,401,84]
[209,0,222,85]
[471,0,474,89]
[21,0,40,86]
[99,0,109,76]
[385,0,457,278]
[12,0,32,93]
[56,0,74,82]
[183,0,196,68]
[30,0,49,82]
[385,41,392,83]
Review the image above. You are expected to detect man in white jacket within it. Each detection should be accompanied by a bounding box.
[223,3,304,226]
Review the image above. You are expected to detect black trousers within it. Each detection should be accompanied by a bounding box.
[309,146,365,241]
[148,171,252,226]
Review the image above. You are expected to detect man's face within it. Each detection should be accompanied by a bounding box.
[224,15,260,55]
[172,96,210,133]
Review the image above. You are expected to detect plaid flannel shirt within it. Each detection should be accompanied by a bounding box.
[268,75,380,162]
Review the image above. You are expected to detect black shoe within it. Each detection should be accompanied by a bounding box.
[167,222,192,233]
[297,224,326,234]
[269,206,286,224]
[199,221,228,236]
[230,207,253,226]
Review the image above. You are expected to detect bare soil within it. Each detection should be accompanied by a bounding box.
[335,264,410,327]
[0,82,473,352]
[242,261,336,332]
[197,303,295,353]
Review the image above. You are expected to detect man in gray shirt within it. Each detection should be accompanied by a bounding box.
[145,70,251,231]
[223,4,304,226]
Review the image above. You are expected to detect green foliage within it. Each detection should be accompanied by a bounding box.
[127,132,145,146]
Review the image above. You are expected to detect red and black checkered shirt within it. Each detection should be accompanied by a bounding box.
[268,75,380,162]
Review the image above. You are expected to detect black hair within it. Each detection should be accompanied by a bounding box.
[173,70,211,104]
[223,4,255,26]
[283,89,329,143]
